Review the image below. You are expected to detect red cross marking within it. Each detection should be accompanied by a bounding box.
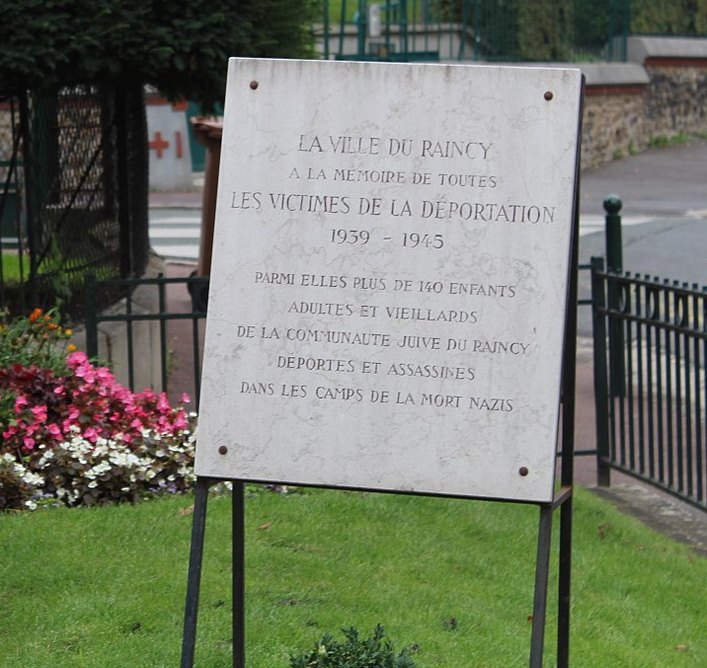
[149,131,170,159]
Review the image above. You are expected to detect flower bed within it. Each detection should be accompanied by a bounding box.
[1,308,196,510]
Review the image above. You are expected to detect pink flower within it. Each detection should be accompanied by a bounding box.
[67,351,89,367]
[157,393,170,412]
[47,423,62,438]
[95,367,114,382]
[180,393,191,404]
[31,405,48,423]
[14,395,28,411]
[22,436,35,450]
[75,365,96,383]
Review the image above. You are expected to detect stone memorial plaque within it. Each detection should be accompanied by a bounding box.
[196,58,582,503]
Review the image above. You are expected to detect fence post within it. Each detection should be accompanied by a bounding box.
[591,257,611,487]
[84,272,98,359]
[604,195,622,273]
[356,0,367,58]
[605,195,625,398]
[322,0,330,60]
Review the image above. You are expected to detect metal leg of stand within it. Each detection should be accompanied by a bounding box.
[557,494,573,667]
[232,481,245,668]
[181,477,213,668]
[529,504,554,668]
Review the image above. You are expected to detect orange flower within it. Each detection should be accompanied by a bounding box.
[67,344,77,353]
[64,328,73,337]
[28,308,43,322]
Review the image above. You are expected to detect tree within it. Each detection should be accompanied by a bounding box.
[0,0,319,106]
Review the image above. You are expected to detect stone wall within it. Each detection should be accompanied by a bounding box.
[579,37,707,169]
[644,62,707,138]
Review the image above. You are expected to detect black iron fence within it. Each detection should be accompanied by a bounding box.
[592,258,706,510]
[84,273,209,405]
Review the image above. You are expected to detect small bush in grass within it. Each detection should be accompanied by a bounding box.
[290,625,418,668]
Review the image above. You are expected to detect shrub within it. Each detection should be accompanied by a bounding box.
[0,309,196,510]
[0,307,74,375]
[290,625,418,668]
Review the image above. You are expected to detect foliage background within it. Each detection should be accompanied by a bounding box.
[393,0,707,62]
[0,0,319,106]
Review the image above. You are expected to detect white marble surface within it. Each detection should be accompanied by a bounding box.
[196,58,582,503]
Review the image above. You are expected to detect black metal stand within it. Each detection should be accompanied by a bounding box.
[181,478,246,668]
[181,477,212,668]
[530,147,580,667]
[181,482,575,668]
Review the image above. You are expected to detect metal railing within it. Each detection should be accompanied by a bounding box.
[592,258,706,510]
[84,273,209,404]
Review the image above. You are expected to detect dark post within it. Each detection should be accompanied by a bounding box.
[115,82,150,279]
[19,90,39,305]
[323,0,330,60]
[232,482,246,668]
[115,85,133,279]
[357,0,367,57]
[399,0,409,59]
[556,173,580,666]
[591,257,612,482]
[181,478,215,668]
[605,195,626,397]
[473,0,482,61]
[84,273,98,359]
[529,505,554,668]
[604,195,623,273]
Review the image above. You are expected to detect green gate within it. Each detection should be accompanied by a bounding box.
[320,0,632,63]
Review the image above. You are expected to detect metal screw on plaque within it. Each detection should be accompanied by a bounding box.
[544,91,554,101]
[218,446,228,455]
[519,466,529,477]
[250,80,259,90]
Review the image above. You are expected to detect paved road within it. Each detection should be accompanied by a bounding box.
[576,137,707,337]
[149,208,201,262]
[580,137,707,220]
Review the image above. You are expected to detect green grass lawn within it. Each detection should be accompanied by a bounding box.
[0,253,26,284]
[1,486,704,667]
